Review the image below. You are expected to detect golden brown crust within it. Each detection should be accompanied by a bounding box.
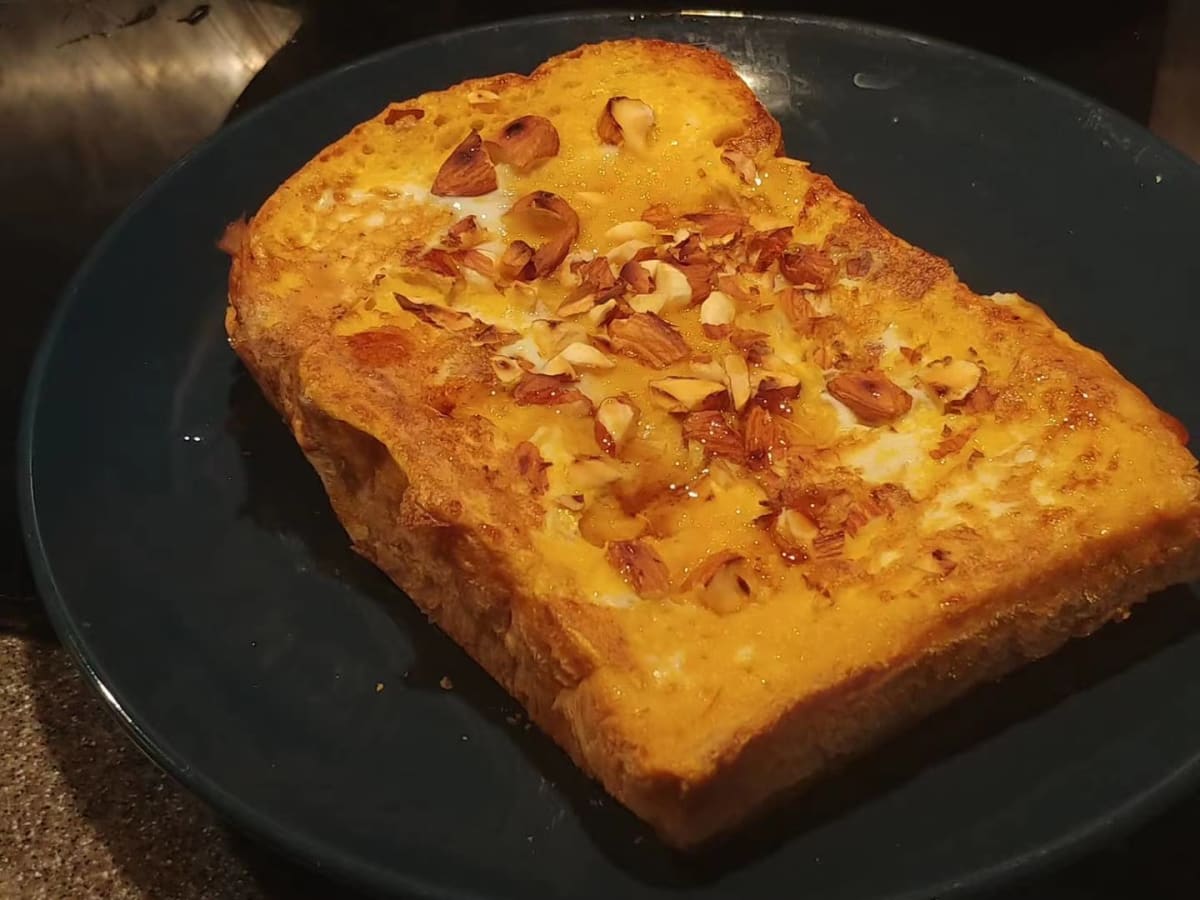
[226,38,1200,848]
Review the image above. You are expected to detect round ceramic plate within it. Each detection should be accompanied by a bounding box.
[19,12,1200,900]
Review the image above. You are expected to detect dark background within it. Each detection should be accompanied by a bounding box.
[3,1,1198,897]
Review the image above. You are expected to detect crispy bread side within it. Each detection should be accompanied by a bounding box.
[226,39,1200,847]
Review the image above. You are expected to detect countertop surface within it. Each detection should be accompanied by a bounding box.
[4,1,1200,897]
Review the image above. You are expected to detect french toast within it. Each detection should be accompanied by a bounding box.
[224,39,1200,847]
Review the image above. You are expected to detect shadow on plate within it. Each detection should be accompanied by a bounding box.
[226,361,1200,890]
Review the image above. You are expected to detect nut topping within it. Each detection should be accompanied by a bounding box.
[543,342,614,376]
[598,97,655,151]
[595,397,638,456]
[744,404,785,470]
[606,540,671,597]
[780,246,836,289]
[620,260,653,294]
[649,377,727,413]
[497,241,535,281]
[394,293,479,332]
[490,355,524,384]
[700,291,736,338]
[514,441,550,495]
[512,372,589,407]
[683,210,747,238]
[506,191,580,279]
[608,313,689,368]
[827,370,913,425]
[579,495,646,546]
[486,115,560,171]
[682,550,744,591]
[431,130,497,197]
[605,220,656,244]
[682,411,745,462]
[627,261,692,314]
[721,147,757,184]
[922,358,982,403]
[723,353,751,411]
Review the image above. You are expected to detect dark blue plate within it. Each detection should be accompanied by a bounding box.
[18,11,1200,900]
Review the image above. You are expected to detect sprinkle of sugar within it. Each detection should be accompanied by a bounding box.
[439,675,454,690]
[375,682,384,692]
[1155,174,1163,184]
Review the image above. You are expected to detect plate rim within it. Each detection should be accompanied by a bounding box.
[17,9,1200,899]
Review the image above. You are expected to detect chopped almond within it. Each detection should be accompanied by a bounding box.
[490,355,524,384]
[723,353,751,410]
[683,210,747,238]
[746,228,792,271]
[700,291,736,338]
[420,248,461,279]
[507,191,580,279]
[721,147,757,184]
[811,530,845,559]
[595,397,639,456]
[394,294,478,332]
[953,383,996,414]
[780,246,836,288]
[649,377,727,413]
[598,97,655,151]
[641,203,676,229]
[931,426,978,460]
[620,260,653,294]
[445,215,485,248]
[606,540,671,597]
[498,241,535,281]
[456,249,494,278]
[744,405,785,470]
[514,441,550,495]
[608,313,689,368]
[682,411,745,462]
[729,328,772,365]
[512,372,589,407]
[682,550,744,591]
[922,358,982,403]
[827,370,913,425]
[431,131,497,197]
[779,287,816,332]
[605,220,656,244]
[486,115,559,171]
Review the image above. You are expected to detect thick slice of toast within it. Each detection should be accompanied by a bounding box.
[225,39,1200,847]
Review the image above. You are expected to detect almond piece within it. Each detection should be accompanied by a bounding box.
[490,355,524,384]
[689,553,754,613]
[721,148,757,184]
[507,191,580,279]
[682,411,745,462]
[606,540,670,597]
[431,130,497,197]
[557,295,597,318]
[514,441,550,495]
[723,353,752,411]
[673,261,717,303]
[650,377,727,413]
[922,358,982,403]
[746,228,792,271]
[640,261,693,312]
[682,550,744,591]
[683,210,748,238]
[744,404,785,470]
[497,241,535,281]
[549,342,615,372]
[641,203,676,229]
[587,298,619,329]
[608,313,689,368]
[620,260,654,294]
[700,291,736,338]
[812,530,845,559]
[717,273,760,305]
[513,372,588,407]
[780,246,836,289]
[456,248,495,278]
[954,383,996,414]
[394,293,479,331]
[445,215,487,248]
[828,370,913,425]
[606,220,656,244]
[729,328,772,365]
[930,425,977,460]
[779,286,816,332]
[606,239,654,268]
[466,89,500,106]
[598,97,655,151]
[487,115,559,171]
[595,397,638,456]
